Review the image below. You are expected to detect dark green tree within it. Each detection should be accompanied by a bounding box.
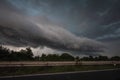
[60,53,74,61]
[26,47,34,60]
[46,54,60,61]
[97,56,108,61]
[40,54,47,61]
[111,56,120,61]
[0,45,10,61]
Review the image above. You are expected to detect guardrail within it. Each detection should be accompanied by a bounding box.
[0,61,120,67]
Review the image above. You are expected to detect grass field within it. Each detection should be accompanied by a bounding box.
[0,64,120,76]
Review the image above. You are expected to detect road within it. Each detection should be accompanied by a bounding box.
[0,69,120,80]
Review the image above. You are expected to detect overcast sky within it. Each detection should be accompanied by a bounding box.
[0,0,120,56]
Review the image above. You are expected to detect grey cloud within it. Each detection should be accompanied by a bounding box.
[104,40,120,56]
[96,34,120,41]
[0,9,104,54]
[2,0,119,56]
[96,21,120,41]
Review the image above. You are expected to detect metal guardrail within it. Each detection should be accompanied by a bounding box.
[0,61,120,67]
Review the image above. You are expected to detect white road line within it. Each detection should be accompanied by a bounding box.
[0,68,119,79]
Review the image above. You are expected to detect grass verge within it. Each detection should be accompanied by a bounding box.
[0,65,120,76]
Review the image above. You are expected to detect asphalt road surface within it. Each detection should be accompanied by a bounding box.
[0,69,120,80]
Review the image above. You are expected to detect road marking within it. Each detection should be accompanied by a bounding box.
[0,68,120,79]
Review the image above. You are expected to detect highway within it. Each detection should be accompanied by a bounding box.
[0,61,120,67]
[0,69,120,80]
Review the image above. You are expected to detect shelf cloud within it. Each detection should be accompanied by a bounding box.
[1,0,120,56]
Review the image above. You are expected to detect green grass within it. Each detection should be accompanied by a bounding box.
[0,65,120,76]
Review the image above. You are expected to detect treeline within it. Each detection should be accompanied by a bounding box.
[35,54,120,61]
[80,56,120,61]
[0,46,34,61]
[0,46,120,61]
[35,53,74,61]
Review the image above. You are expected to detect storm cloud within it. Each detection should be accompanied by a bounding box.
[0,0,120,56]
[0,11,104,52]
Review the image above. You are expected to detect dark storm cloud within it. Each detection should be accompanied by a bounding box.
[96,21,120,41]
[0,14,104,52]
[0,0,120,56]
[0,0,105,54]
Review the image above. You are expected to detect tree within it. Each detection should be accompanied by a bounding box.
[46,54,60,61]
[34,56,41,61]
[89,56,94,61]
[60,53,74,61]
[80,56,90,61]
[97,56,108,61]
[0,45,10,61]
[111,56,120,61]
[26,47,33,59]
[40,54,47,61]
[75,56,80,65]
